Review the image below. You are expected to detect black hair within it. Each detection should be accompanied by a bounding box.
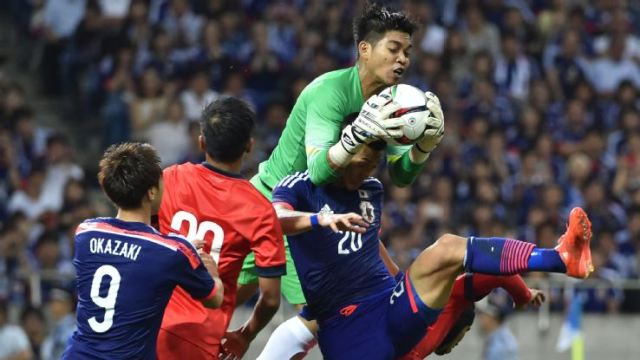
[20,305,45,324]
[353,2,417,46]
[46,132,70,148]
[342,112,386,151]
[35,231,59,250]
[200,97,255,163]
[98,142,162,210]
[10,106,34,125]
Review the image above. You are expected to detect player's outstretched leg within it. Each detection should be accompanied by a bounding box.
[465,207,593,278]
[391,207,592,359]
[409,207,593,312]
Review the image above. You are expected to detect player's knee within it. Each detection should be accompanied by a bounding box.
[433,234,466,267]
[261,291,281,311]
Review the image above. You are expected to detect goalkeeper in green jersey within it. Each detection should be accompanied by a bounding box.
[222,3,445,359]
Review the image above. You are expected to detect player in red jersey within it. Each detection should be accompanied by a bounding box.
[399,273,545,359]
[156,97,286,359]
[378,240,544,359]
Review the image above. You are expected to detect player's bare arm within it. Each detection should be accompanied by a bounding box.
[379,241,400,276]
[222,276,281,359]
[192,239,224,309]
[197,249,225,309]
[273,203,369,235]
[516,288,546,310]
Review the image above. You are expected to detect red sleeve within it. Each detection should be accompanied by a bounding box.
[463,274,531,305]
[497,274,532,305]
[248,199,286,277]
[272,201,293,210]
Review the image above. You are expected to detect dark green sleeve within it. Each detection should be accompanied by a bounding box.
[307,149,340,185]
[305,87,345,185]
[387,148,427,187]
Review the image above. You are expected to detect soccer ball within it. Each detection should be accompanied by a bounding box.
[379,84,431,146]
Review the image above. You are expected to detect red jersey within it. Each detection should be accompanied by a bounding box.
[158,162,286,355]
[401,274,531,359]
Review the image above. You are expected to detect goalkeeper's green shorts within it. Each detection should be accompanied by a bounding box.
[237,175,306,305]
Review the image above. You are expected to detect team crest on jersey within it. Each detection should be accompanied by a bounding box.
[359,201,375,223]
[358,190,370,199]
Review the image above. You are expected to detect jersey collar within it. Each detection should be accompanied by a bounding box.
[200,162,244,179]
[94,217,159,234]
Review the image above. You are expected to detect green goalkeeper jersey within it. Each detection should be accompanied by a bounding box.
[257,66,427,189]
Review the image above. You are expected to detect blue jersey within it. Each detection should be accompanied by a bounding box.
[272,171,395,319]
[62,218,216,360]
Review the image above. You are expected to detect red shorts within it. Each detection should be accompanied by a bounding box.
[157,328,219,360]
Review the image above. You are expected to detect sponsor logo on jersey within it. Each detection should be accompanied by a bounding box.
[319,204,334,215]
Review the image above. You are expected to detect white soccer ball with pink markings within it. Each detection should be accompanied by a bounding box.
[379,84,431,146]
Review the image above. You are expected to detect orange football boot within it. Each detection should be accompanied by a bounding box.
[555,207,594,279]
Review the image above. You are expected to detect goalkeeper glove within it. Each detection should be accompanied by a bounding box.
[329,93,403,167]
[411,91,444,163]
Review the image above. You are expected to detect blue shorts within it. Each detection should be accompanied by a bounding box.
[315,272,442,360]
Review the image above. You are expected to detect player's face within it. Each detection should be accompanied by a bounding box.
[362,31,412,86]
[340,146,383,190]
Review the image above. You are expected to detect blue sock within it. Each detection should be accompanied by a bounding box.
[464,237,536,275]
[527,248,566,273]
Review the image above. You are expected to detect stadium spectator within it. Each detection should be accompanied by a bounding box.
[180,69,218,121]
[0,298,31,360]
[130,66,168,139]
[145,98,190,167]
[7,163,55,221]
[494,33,537,101]
[588,34,640,96]
[476,297,519,360]
[41,134,84,213]
[41,288,76,360]
[461,5,501,60]
[20,306,47,359]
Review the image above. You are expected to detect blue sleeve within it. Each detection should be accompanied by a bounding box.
[272,172,311,210]
[170,238,216,300]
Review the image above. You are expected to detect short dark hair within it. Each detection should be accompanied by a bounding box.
[98,142,161,210]
[10,106,34,127]
[46,132,70,148]
[200,97,255,163]
[353,2,417,46]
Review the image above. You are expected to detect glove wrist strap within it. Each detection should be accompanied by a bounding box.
[414,141,432,154]
[329,140,361,167]
[409,145,431,164]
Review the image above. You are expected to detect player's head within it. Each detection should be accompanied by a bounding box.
[476,297,510,333]
[98,142,163,212]
[199,97,255,164]
[339,113,386,190]
[354,2,417,86]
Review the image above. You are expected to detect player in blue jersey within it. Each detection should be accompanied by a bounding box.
[62,143,224,360]
[270,129,593,359]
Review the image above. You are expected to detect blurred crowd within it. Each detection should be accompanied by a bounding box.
[1,0,640,356]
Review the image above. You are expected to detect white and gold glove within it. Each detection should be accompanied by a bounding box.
[329,93,403,167]
[411,91,444,163]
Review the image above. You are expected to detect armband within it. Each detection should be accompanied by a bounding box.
[310,214,320,228]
